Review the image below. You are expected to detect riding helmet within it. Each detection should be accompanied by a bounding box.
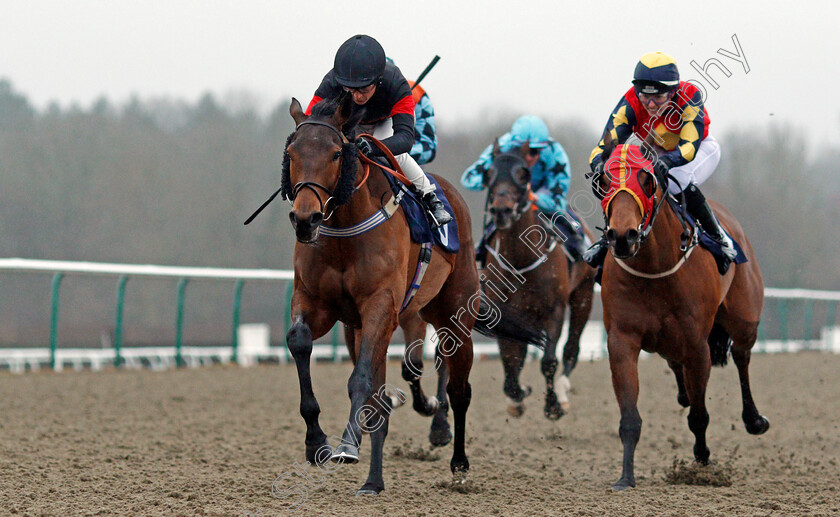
[632,52,680,94]
[333,35,386,88]
[510,115,549,149]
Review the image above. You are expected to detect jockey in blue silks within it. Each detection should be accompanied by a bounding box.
[461,115,587,264]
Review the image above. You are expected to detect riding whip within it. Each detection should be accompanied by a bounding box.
[412,55,441,91]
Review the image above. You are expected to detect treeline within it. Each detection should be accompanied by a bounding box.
[0,80,836,346]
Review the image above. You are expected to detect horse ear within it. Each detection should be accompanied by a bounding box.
[491,138,501,158]
[518,141,530,159]
[290,97,307,125]
[336,93,365,137]
[514,164,531,187]
[639,131,659,162]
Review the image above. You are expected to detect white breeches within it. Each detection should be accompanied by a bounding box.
[370,119,436,195]
[667,135,721,195]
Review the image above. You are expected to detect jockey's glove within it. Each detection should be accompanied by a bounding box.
[652,159,669,187]
[355,137,376,158]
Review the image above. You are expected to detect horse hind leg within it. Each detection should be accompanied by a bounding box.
[668,360,690,408]
[556,267,596,414]
[499,338,532,418]
[429,348,452,447]
[729,325,770,435]
[399,314,439,417]
[287,316,332,464]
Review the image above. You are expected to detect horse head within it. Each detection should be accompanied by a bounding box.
[484,140,533,230]
[284,94,365,243]
[592,133,660,259]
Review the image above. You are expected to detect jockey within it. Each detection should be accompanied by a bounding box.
[408,80,438,165]
[305,35,451,227]
[585,51,737,271]
[461,115,586,263]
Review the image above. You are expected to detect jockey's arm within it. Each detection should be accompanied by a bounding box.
[589,97,637,171]
[409,93,437,165]
[460,142,495,191]
[377,101,416,156]
[658,104,706,168]
[533,142,570,212]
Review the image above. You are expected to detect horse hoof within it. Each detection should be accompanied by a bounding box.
[355,486,383,496]
[506,398,525,418]
[331,443,360,464]
[522,384,533,398]
[429,426,452,447]
[450,456,470,474]
[307,442,334,465]
[746,415,770,435]
[544,403,565,421]
[611,479,635,491]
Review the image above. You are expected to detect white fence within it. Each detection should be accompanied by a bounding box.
[0,258,838,373]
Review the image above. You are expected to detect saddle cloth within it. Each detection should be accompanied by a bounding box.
[382,171,460,254]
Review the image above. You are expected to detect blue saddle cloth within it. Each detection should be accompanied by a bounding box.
[666,197,748,267]
[382,171,460,254]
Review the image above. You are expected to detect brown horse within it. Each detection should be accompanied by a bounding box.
[281,95,545,495]
[481,143,596,419]
[592,135,769,490]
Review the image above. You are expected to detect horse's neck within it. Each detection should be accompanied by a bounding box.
[493,210,547,266]
[624,201,686,270]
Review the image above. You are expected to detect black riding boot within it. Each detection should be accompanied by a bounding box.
[420,190,452,228]
[683,184,737,273]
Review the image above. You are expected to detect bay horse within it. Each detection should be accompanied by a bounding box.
[592,134,769,490]
[280,94,546,495]
[481,142,596,419]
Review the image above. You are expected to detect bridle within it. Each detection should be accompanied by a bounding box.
[485,154,533,226]
[285,119,370,220]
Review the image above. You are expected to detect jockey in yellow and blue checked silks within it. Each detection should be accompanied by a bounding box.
[585,51,738,273]
[461,115,587,264]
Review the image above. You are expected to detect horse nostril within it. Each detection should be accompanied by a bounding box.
[289,211,298,228]
[626,229,639,244]
[488,206,497,215]
[310,212,323,227]
[606,229,618,244]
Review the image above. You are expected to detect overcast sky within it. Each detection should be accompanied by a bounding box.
[1,0,836,151]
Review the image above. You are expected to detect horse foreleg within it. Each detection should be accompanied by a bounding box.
[730,338,770,435]
[333,295,397,465]
[608,336,642,490]
[541,321,564,421]
[287,314,332,464]
[429,349,452,447]
[400,314,439,417]
[683,353,712,464]
[499,338,531,417]
[357,359,391,495]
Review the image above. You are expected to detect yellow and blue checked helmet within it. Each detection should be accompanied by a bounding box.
[632,52,680,94]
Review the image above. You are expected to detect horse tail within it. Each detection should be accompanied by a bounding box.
[708,322,732,367]
[472,294,549,349]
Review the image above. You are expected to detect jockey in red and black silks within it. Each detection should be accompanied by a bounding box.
[303,34,452,228]
[584,51,738,273]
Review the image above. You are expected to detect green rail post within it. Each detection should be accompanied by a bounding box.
[175,278,189,368]
[114,275,129,368]
[803,299,814,343]
[283,282,293,362]
[49,273,64,371]
[777,298,788,345]
[332,324,340,363]
[231,280,245,364]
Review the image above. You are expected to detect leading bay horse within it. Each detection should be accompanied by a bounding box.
[481,142,596,419]
[280,94,545,495]
[592,134,769,490]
